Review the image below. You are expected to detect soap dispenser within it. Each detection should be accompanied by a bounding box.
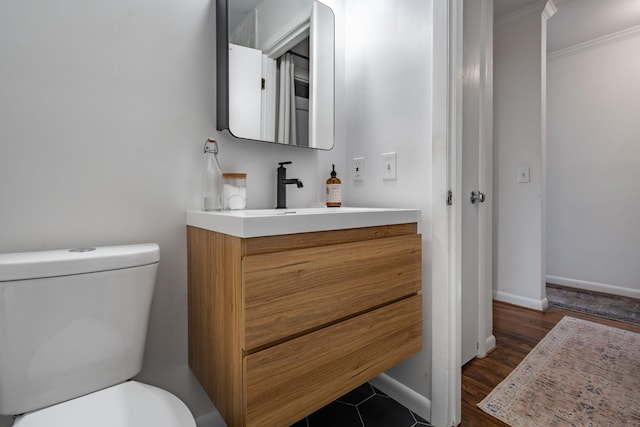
[326,164,342,207]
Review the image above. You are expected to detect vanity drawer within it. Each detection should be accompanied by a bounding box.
[242,234,422,350]
[243,294,422,427]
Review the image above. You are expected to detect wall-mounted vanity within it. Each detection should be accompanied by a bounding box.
[216,0,335,149]
[186,208,423,426]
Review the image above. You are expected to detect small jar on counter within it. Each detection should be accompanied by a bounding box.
[222,173,247,210]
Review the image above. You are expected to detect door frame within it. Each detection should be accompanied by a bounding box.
[431,0,494,425]
[430,1,462,425]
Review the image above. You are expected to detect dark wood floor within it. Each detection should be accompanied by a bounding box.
[460,301,640,426]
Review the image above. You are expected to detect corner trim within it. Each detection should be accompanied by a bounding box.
[369,374,431,423]
[542,0,557,20]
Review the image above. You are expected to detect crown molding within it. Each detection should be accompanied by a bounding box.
[542,0,557,20]
[548,24,640,60]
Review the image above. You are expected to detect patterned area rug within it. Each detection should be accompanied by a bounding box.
[478,316,640,426]
[547,284,640,325]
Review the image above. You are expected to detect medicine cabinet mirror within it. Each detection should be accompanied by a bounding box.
[216,0,335,150]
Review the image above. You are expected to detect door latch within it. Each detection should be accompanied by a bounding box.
[470,191,486,204]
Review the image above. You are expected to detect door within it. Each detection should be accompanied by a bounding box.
[229,43,263,140]
[461,0,493,366]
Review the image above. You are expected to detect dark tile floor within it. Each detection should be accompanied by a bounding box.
[547,283,640,325]
[290,383,431,427]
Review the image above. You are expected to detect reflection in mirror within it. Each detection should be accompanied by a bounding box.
[217,0,335,150]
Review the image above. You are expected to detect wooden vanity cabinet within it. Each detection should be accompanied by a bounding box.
[187,223,422,427]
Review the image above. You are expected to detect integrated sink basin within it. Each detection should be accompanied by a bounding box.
[186,207,421,237]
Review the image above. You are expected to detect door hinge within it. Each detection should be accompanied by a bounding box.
[261,78,266,90]
[446,190,453,206]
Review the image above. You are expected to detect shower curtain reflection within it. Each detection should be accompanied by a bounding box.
[277,53,297,145]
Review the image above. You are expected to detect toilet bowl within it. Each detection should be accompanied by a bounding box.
[0,244,196,427]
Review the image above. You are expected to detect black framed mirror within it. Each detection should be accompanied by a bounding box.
[216,0,335,150]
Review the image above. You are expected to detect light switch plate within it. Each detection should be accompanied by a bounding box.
[517,167,530,183]
[382,152,397,180]
[352,157,364,180]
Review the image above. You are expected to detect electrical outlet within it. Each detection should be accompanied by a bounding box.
[352,157,364,180]
[382,152,397,180]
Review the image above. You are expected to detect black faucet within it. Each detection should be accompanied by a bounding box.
[276,161,303,209]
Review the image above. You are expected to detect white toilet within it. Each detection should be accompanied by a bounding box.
[0,243,196,427]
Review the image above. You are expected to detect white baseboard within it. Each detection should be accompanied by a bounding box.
[478,334,496,358]
[369,373,431,423]
[493,290,548,311]
[546,275,640,300]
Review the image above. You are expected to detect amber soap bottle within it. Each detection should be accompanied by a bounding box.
[326,164,342,207]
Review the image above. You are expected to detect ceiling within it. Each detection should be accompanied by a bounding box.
[234,0,640,54]
[547,0,640,52]
[494,0,640,53]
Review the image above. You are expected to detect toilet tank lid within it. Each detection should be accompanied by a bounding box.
[0,244,159,282]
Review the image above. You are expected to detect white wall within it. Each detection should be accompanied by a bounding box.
[344,0,433,400]
[0,0,443,423]
[0,0,344,425]
[493,5,547,310]
[256,0,311,52]
[546,32,640,298]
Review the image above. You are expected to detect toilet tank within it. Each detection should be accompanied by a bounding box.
[0,244,160,416]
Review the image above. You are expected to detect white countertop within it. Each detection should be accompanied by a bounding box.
[185,207,422,238]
